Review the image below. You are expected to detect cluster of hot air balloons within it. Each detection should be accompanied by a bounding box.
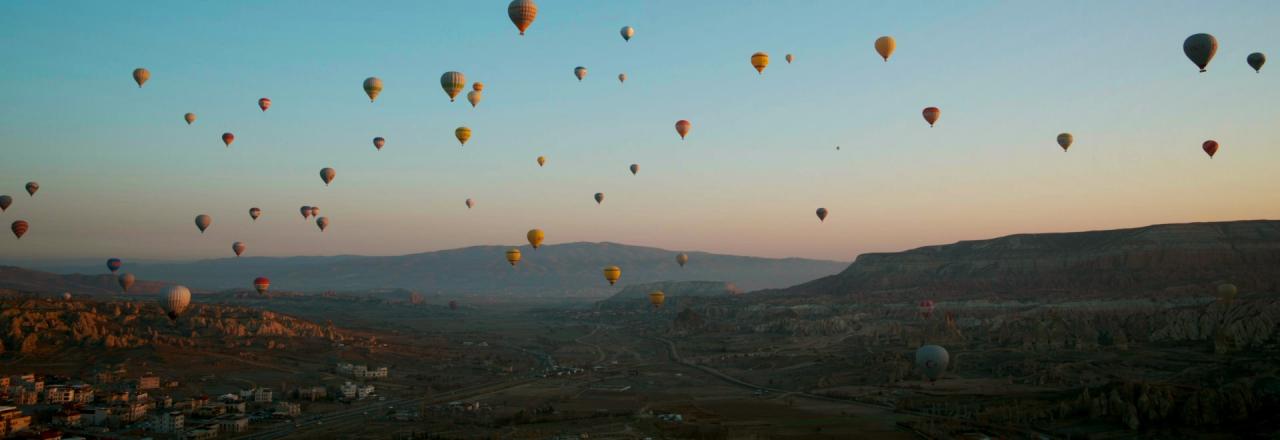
[3,182,39,239]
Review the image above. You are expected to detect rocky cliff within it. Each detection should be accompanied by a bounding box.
[769,220,1280,300]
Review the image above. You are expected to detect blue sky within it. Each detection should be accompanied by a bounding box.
[1,0,1278,261]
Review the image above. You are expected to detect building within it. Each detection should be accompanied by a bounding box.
[274,402,301,417]
[45,384,94,404]
[154,411,183,433]
[188,425,219,439]
[216,416,249,434]
[339,382,374,400]
[0,406,32,436]
[253,388,273,403]
[296,386,326,401]
[137,374,160,390]
[337,363,388,379]
[79,407,111,427]
[52,411,81,427]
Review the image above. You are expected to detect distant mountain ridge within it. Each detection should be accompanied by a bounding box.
[0,266,170,295]
[766,220,1280,300]
[12,242,846,297]
[597,280,740,310]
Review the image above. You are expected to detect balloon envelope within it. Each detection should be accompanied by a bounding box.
[922,107,940,127]
[232,242,246,257]
[505,248,522,266]
[508,0,538,35]
[465,198,475,209]
[300,206,312,219]
[117,273,135,292]
[618,73,626,83]
[1248,52,1266,73]
[163,285,192,319]
[107,258,122,273]
[816,208,828,222]
[1203,140,1219,158]
[675,120,691,139]
[441,71,466,101]
[249,207,261,220]
[915,345,950,381]
[195,215,211,233]
[875,36,896,61]
[1217,283,1237,302]
[467,90,482,107]
[320,168,336,186]
[620,26,634,41]
[603,266,621,285]
[0,195,10,212]
[1183,33,1218,72]
[785,53,794,64]
[254,277,270,295]
[750,52,769,74]
[630,164,639,175]
[527,229,545,249]
[316,217,329,231]
[1057,133,1073,151]
[537,156,547,167]
[25,182,38,196]
[594,192,604,204]
[455,127,472,145]
[676,253,689,267]
[363,77,383,102]
[258,98,271,112]
[222,132,235,147]
[10,221,27,239]
[133,68,150,87]
[648,291,665,308]
[374,137,385,150]
[574,66,587,81]
[184,113,197,125]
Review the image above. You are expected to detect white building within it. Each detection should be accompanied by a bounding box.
[253,388,273,403]
[155,411,183,433]
[217,415,249,433]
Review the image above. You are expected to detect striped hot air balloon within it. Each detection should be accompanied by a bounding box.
[922,107,940,127]
[508,0,538,36]
[11,220,28,239]
[455,127,472,145]
[363,77,383,102]
[254,277,270,295]
[441,71,466,102]
[162,285,192,320]
[258,98,271,112]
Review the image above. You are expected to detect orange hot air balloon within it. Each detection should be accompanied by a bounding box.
[574,66,588,81]
[603,266,621,285]
[473,82,485,92]
[508,0,538,36]
[750,52,769,74]
[537,156,547,167]
[1203,140,1219,158]
[875,36,896,61]
[455,127,472,145]
[11,220,29,239]
[232,241,246,257]
[195,215,212,233]
[527,229,545,249]
[258,98,271,112]
[184,113,197,125]
[132,68,150,87]
[648,291,665,308]
[373,137,386,150]
[222,132,235,147]
[505,248,522,266]
[675,120,691,140]
[922,107,940,127]
[319,168,336,186]
[254,277,270,295]
[117,273,135,292]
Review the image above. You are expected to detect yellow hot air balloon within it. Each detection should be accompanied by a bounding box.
[603,266,621,285]
[648,291,665,308]
[676,253,689,267]
[527,229,545,249]
[363,77,383,102]
[750,52,769,74]
[537,156,547,167]
[441,71,466,102]
[455,126,472,145]
[875,36,896,61]
[506,248,522,266]
[133,68,150,88]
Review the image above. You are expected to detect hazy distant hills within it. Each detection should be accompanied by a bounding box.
[0,266,169,295]
[766,220,1280,301]
[597,280,740,310]
[14,242,846,297]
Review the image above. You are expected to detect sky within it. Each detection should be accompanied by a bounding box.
[1,0,1278,262]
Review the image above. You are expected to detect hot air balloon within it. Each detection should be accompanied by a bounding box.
[875,36,896,61]
[629,164,639,175]
[508,0,538,35]
[1248,52,1266,73]
[574,66,588,81]
[184,113,197,125]
[505,248,522,266]
[195,215,211,233]
[675,120,691,140]
[918,300,935,319]
[449,300,458,310]
[10,221,27,239]
[1203,140,1219,158]
[922,107,940,127]
[785,53,794,64]
[618,73,627,84]
[117,273,135,292]
[750,52,769,74]
[132,68,150,87]
[449,127,471,146]
[1217,283,1237,303]
[162,285,192,320]
[915,345,949,382]
[648,291,665,308]
[620,26,635,42]
[676,253,689,267]
[320,168,336,186]
[441,71,466,102]
[300,206,312,220]
[473,82,485,92]
[249,207,261,221]
[232,242,246,257]
[107,258,122,273]
[63,292,72,301]
[222,132,235,147]
[258,98,271,112]
[373,137,385,150]
[465,198,475,209]
[594,193,604,204]
[363,77,383,102]
[537,156,547,167]
[1057,133,1073,152]
[603,266,621,285]
[254,277,270,295]
[309,206,319,217]
[1183,33,1218,73]
[0,195,11,212]
[25,182,38,196]
[815,208,828,222]
[527,229,545,249]
[467,90,482,107]
[316,217,329,232]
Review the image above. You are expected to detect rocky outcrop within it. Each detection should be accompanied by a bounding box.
[768,220,1280,300]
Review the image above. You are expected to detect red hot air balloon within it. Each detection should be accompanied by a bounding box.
[918,300,935,319]
[922,107,940,127]
[254,277,270,295]
[1202,140,1219,158]
[11,220,29,239]
[258,98,271,112]
[222,132,235,147]
[675,120,691,140]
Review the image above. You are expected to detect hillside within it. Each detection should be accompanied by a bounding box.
[596,280,740,310]
[766,220,1280,301]
[23,242,846,297]
[0,266,170,295]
